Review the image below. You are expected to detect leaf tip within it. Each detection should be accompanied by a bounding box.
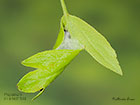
[119,70,123,76]
[21,60,26,65]
[115,67,123,76]
[17,83,23,93]
[32,89,45,101]
[21,59,30,67]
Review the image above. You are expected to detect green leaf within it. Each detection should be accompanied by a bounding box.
[62,15,122,75]
[22,49,81,73]
[53,17,65,49]
[58,0,122,75]
[17,69,55,93]
[17,68,63,100]
[18,49,81,99]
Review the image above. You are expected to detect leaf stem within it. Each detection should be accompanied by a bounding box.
[60,0,69,16]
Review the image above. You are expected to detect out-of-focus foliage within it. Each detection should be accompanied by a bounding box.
[0,0,140,105]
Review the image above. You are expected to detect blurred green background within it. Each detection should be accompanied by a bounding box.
[0,0,140,105]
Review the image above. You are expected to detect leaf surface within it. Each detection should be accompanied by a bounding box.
[22,49,80,73]
[53,17,65,49]
[17,68,63,100]
[63,15,122,75]
[18,49,81,99]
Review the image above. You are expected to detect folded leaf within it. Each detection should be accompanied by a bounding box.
[22,49,81,73]
[53,17,65,49]
[17,68,63,100]
[18,49,81,99]
[17,69,55,93]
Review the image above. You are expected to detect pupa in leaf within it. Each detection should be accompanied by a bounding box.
[17,0,123,100]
